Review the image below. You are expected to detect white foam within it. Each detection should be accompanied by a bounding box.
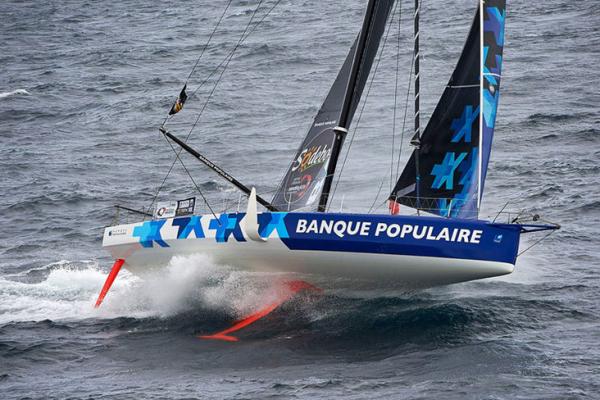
[0,89,30,99]
[0,254,286,324]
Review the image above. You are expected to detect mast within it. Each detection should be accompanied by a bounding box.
[317,0,379,212]
[477,0,484,213]
[410,0,422,213]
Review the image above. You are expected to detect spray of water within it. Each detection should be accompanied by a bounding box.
[0,254,288,325]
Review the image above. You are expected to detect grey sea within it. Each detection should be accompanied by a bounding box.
[1,0,599,399]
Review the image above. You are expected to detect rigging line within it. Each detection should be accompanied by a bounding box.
[371,0,405,211]
[327,0,399,211]
[367,174,387,213]
[371,198,389,214]
[390,0,412,193]
[183,0,266,142]
[179,0,268,142]
[394,41,413,182]
[162,0,234,127]
[371,1,404,213]
[517,229,557,257]
[148,140,179,213]
[390,0,404,192]
[161,133,220,222]
[186,0,234,84]
[149,0,277,212]
[187,0,282,103]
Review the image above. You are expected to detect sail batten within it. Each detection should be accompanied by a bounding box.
[389,0,506,219]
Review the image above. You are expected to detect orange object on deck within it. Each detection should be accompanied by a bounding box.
[388,199,401,215]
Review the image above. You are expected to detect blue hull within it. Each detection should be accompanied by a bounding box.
[267,212,521,265]
[103,211,522,287]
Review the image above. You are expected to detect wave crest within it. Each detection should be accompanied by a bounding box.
[0,89,30,99]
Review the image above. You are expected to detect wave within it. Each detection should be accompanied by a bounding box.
[0,89,29,99]
[0,254,478,341]
[565,200,600,215]
[526,111,595,125]
[528,128,600,144]
[1,254,593,348]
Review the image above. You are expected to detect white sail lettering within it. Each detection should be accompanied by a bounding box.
[291,149,307,172]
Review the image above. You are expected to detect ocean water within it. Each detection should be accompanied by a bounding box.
[1,0,599,398]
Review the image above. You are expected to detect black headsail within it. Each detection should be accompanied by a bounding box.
[271,0,396,212]
[389,0,506,219]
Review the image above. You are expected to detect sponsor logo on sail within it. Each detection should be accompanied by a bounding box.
[280,128,335,206]
[291,145,332,173]
[286,174,313,200]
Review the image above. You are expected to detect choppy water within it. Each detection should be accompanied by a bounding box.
[1,0,599,398]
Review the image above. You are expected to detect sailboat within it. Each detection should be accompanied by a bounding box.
[97,0,558,309]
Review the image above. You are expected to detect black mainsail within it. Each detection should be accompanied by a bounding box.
[271,0,396,212]
[389,0,506,219]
